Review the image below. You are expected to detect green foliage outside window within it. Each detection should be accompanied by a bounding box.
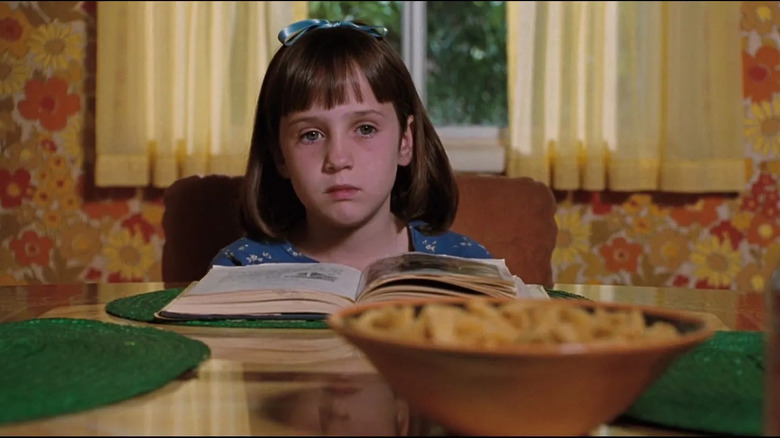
[427,1,507,126]
[307,1,506,127]
[308,1,402,53]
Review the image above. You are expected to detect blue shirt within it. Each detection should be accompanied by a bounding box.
[211,222,492,267]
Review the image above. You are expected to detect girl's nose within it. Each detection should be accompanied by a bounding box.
[323,137,353,173]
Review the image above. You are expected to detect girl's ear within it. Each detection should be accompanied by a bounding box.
[398,115,414,166]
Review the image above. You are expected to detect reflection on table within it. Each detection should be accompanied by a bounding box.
[0,282,766,436]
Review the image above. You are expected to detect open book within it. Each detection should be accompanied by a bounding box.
[156,252,548,321]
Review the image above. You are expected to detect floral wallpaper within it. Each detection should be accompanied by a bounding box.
[0,1,779,292]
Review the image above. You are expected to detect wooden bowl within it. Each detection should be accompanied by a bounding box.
[327,297,715,436]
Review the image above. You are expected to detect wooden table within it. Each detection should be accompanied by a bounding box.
[0,282,766,436]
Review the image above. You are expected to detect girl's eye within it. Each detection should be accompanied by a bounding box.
[357,125,377,136]
[301,131,322,142]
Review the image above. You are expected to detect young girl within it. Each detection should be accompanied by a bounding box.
[212,19,493,271]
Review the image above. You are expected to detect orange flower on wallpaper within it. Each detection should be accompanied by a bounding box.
[0,3,32,58]
[747,214,780,246]
[670,197,721,227]
[599,237,643,272]
[0,168,31,208]
[18,77,80,132]
[743,46,780,102]
[9,230,53,266]
[742,1,780,34]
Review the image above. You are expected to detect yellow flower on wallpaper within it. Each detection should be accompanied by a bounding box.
[0,110,16,139]
[690,236,741,288]
[648,229,690,271]
[630,216,653,235]
[46,154,70,176]
[31,186,53,209]
[42,209,62,230]
[745,97,780,155]
[622,194,652,214]
[46,173,73,197]
[735,263,772,292]
[0,51,29,95]
[60,193,79,211]
[60,114,82,163]
[103,228,155,281]
[6,139,42,171]
[732,210,754,231]
[27,21,83,72]
[742,1,780,34]
[552,210,589,264]
[61,222,101,264]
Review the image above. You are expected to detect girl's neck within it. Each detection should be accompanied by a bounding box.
[290,215,410,271]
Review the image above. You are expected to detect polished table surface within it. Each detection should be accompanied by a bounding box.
[0,282,767,436]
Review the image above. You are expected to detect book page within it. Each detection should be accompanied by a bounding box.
[186,263,363,300]
[359,252,513,290]
[356,252,517,301]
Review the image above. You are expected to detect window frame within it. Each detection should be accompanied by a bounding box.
[401,1,505,173]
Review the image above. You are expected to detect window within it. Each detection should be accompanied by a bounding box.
[308,1,507,173]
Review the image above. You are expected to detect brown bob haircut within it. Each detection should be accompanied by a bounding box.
[241,24,458,242]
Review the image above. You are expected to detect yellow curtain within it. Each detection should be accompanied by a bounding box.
[506,1,744,192]
[95,1,308,188]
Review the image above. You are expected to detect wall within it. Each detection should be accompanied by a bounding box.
[1,1,779,291]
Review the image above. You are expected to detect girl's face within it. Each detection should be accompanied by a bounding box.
[277,75,413,231]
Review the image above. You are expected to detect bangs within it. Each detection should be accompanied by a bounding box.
[275,28,403,116]
[282,61,366,115]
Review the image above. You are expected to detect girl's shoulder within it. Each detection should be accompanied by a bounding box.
[211,237,315,266]
[408,222,492,259]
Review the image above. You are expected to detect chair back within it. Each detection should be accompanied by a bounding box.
[162,173,557,286]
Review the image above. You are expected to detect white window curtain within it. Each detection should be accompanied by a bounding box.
[506,1,745,192]
[95,1,307,188]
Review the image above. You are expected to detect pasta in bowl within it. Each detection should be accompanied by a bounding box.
[327,296,715,436]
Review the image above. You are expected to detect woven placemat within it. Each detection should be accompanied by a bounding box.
[0,318,210,425]
[106,287,588,328]
[623,330,765,435]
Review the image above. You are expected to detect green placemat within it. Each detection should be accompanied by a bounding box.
[106,287,588,329]
[622,330,765,435]
[543,287,590,300]
[0,317,210,425]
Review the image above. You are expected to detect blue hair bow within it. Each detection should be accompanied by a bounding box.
[278,19,388,46]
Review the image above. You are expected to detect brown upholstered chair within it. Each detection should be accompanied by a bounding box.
[162,173,557,286]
